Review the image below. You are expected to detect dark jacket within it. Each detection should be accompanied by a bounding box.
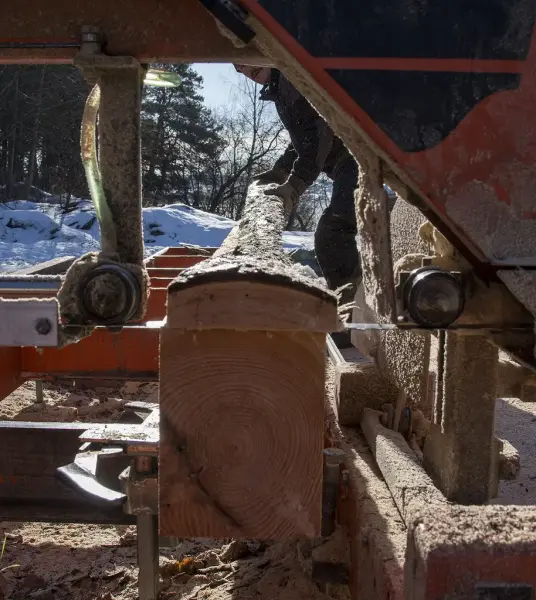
[260,69,353,191]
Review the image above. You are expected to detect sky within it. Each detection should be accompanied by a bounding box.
[192,63,243,110]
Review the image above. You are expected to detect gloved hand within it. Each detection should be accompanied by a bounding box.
[265,176,308,216]
[252,167,287,185]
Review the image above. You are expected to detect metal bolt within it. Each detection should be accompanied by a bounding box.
[80,26,103,55]
[35,318,52,336]
[81,26,101,43]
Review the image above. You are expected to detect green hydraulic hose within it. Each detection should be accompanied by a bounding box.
[80,71,180,258]
[80,84,118,257]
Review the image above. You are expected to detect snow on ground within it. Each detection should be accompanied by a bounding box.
[0,200,314,272]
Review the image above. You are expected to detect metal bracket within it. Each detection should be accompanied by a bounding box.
[0,298,58,347]
[119,464,158,516]
[121,455,159,600]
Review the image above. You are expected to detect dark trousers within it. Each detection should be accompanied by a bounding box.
[315,158,360,301]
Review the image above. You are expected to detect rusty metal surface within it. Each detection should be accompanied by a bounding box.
[405,504,536,600]
[0,347,22,400]
[0,0,264,63]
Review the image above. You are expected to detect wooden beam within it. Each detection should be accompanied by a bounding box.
[159,183,338,540]
[423,334,498,504]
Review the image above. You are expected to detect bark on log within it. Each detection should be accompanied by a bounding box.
[159,182,338,540]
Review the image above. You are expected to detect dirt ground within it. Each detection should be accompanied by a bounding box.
[0,377,535,600]
[0,381,349,600]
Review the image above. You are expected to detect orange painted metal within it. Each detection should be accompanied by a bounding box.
[143,288,167,321]
[237,0,536,270]
[146,255,206,269]
[0,348,22,399]
[0,0,264,64]
[147,268,184,278]
[0,291,55,299]
[0,247,210,395]
[160,247,216,256]
[21,328,159,380]
[148,277,174,288]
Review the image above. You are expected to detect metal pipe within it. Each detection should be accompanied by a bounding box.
[321,448,345,537]
[136,514,159,600]
[134,454,159,600]
[0,41,80,49]
[35,380,44,404]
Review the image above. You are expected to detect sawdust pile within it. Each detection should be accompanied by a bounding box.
[0,381,348,600]
[0,523,343,600]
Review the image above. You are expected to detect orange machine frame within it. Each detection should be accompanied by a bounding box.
[0,247,212,400]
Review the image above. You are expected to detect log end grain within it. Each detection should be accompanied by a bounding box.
[159,329,326,539]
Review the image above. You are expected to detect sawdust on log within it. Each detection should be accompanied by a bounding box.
[171,181,337,307]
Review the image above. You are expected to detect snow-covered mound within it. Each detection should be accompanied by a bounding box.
[0,200,314,273]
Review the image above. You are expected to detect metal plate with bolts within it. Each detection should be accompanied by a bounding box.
[0,298,59,347]
[476,583,534,600]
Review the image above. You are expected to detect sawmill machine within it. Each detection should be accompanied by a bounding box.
[3,0,534,360]
[1,1,536,599]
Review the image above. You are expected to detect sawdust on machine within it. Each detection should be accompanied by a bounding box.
[57,251,150,346]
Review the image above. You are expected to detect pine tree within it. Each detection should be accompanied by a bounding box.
[0,64,88,202]
[141,63,223,207]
